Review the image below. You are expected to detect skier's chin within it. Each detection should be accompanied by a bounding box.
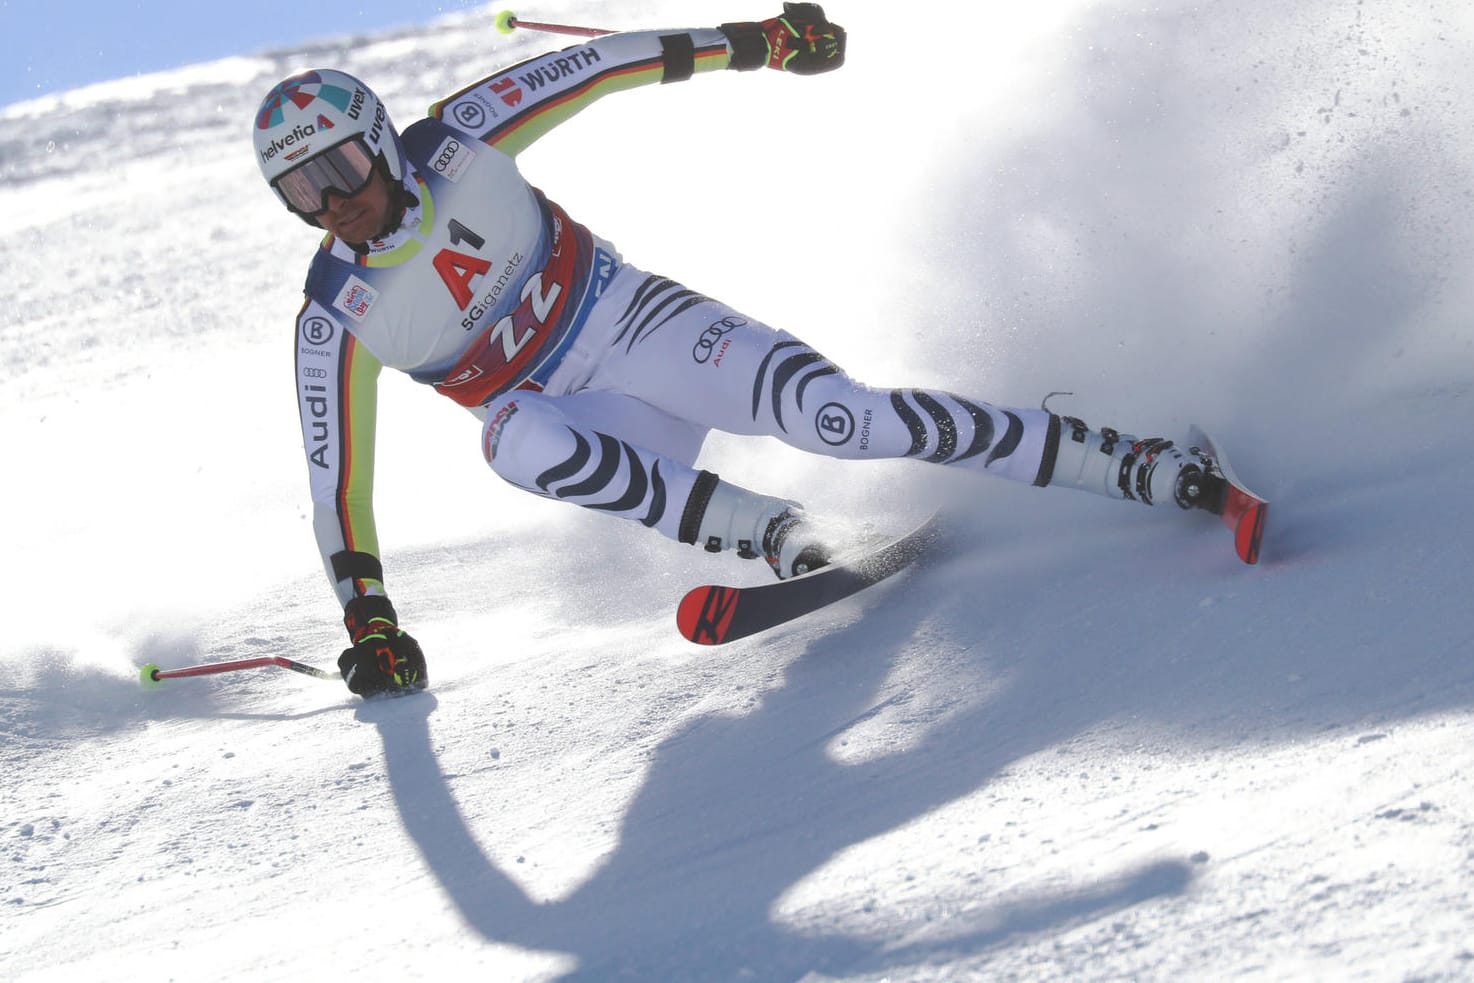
[328,211,374,243]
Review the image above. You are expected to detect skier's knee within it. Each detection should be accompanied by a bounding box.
[480,393,565,485]
[481,397,523,470]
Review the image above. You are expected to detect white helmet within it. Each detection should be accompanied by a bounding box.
[253,69,405,222]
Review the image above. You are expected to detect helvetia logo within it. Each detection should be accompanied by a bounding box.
[259,122,317,163]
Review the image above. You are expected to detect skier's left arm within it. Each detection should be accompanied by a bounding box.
[430,3,846,157]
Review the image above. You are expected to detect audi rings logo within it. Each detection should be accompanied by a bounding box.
[434,139,461,172]
[302,316,335,345]
[816,402,856,446]
[301,367,328,379]
[453,101,487,130]
[693,315,746,364]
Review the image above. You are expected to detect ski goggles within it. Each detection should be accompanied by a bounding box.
[271,137,378,217]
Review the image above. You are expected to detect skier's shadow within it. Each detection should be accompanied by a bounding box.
[367,554,1197,980]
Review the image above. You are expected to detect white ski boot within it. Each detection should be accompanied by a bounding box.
[1043,415,1226,512]
[684,475,832,579]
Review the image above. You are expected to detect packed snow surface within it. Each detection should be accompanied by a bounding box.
[4,1,1473,980]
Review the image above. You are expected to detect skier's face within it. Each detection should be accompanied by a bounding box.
[317,169,393,245]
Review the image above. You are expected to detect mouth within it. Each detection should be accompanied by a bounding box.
[334,206,366,229]
[324,206,377,243]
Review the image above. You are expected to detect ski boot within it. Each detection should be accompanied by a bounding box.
[1042,415,1227,513]
[683,473,832,579]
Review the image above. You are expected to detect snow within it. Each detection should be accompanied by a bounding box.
[4,0,1474,979]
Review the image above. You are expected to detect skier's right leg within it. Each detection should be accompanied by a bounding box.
[480,390,830,578]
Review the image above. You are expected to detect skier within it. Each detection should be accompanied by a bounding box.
[254,4,1226,698]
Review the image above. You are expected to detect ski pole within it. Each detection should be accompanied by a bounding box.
[139,656,337,688]
[494,9,613,38]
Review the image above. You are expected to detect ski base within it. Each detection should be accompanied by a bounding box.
[1187,425,1269,565]
[676,514,941,645]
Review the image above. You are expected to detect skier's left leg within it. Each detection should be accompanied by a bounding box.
[577,277,1052,478]
[578,273,1224,520]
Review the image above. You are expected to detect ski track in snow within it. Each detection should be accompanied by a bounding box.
[4,1,1474,980]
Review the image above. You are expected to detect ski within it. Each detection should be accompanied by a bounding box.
[1187,425,1269,565]
[676,514,942,645]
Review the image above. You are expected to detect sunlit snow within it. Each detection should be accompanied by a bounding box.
[4,1,1473,980]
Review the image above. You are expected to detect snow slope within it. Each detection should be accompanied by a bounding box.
[4,1,1474,980]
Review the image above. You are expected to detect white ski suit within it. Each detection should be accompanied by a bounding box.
[292,28,1054,606]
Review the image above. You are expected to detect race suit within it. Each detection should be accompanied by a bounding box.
[294,28,1054,607]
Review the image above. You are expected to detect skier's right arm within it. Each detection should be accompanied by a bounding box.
[294,300,385,608]
[294,302,426,696]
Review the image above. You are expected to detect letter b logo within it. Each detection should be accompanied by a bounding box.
[816,402,855,446]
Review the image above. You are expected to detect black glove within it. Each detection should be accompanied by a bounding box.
[338,595,428,698]
[721,3,847,76]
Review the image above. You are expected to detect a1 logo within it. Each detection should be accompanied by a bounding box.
[433,220,492,309]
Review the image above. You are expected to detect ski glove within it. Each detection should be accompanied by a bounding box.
[338,595,428,697]
[721,3,846,76]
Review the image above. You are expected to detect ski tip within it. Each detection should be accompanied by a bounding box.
[677,585,741,646]
[1233,499,1268,565]
[1189,425,1268,566]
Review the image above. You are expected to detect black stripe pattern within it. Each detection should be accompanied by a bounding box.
[889,390,1025,468]
[750,341,841,433]
[610,275,711,353]
[535,427,668,528]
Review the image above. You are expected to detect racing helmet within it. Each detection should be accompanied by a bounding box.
[252,69,405,223]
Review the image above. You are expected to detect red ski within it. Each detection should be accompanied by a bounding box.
[1187,425,1269,565]
[676,514,941,645]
